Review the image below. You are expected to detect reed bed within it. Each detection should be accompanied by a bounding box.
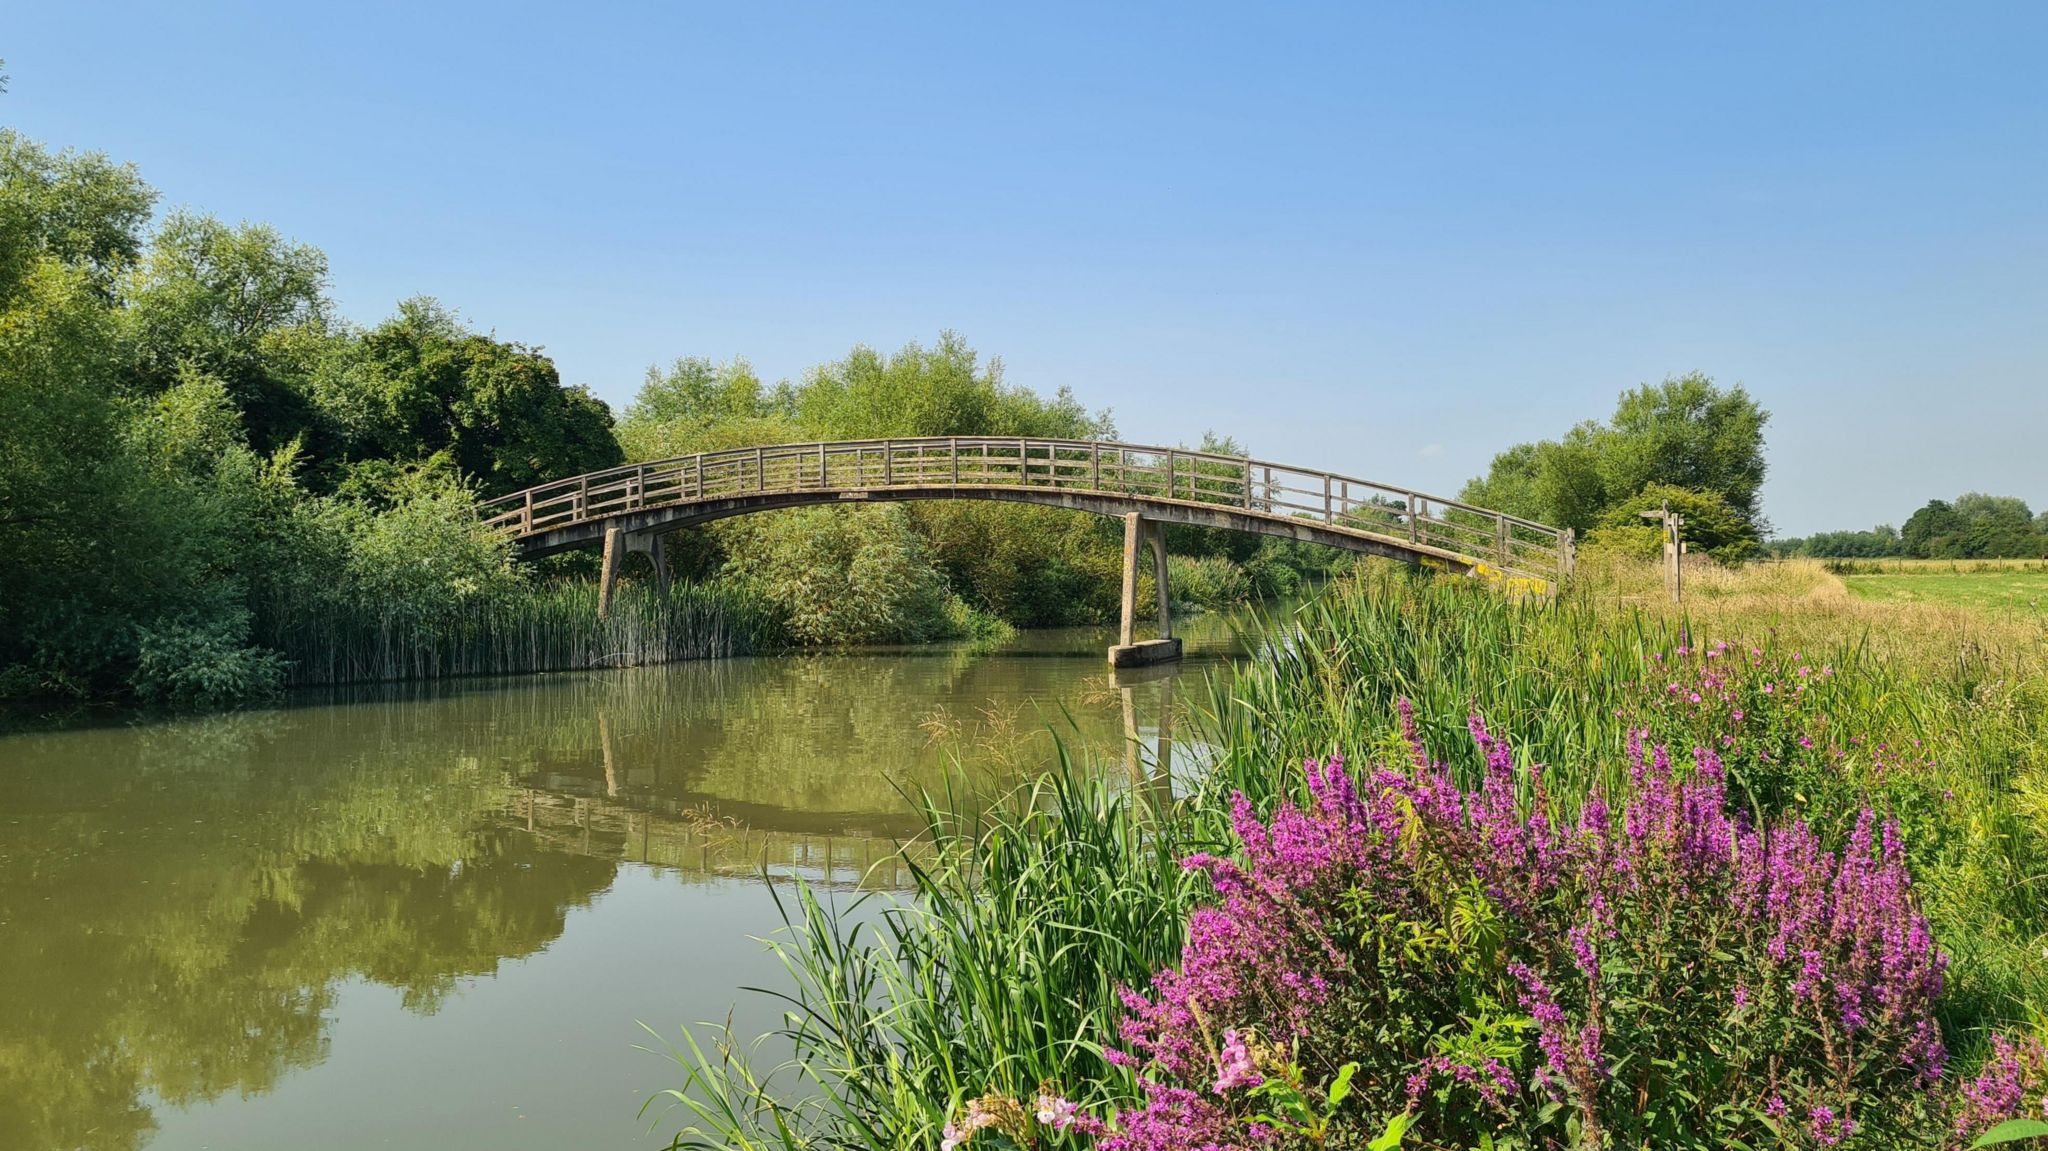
[257,580,782,687]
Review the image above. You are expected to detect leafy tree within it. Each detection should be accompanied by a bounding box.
[616,355,800,459]
[122,212,336,453]
[1462,374,1770,546]
[313,298,621,496]
[1599,374,1770,532]
[1899,493,2046,558]
[793,331,1111,441]
[0,129,155,305]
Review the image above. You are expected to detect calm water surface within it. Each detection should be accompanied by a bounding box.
[0,619,1249,1151]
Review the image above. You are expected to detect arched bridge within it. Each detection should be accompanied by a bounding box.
[480,438,1574,664]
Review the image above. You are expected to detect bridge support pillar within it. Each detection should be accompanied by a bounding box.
[1110,513,1181,667]
[598,527,671,619]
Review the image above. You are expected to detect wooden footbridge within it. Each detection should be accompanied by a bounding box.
[481,438,1573,665]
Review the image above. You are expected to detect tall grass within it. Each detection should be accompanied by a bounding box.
[652,759,1214,1149]
[654,560,2048,1149]
[257,580,782,687]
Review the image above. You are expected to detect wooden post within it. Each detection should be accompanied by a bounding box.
[753,446,764,492]
[883,440,893,486]
[597,524,623,619]
[951,437,960,485]
[1148,519,1172,639]
[1164,451,1176,499]
[1118,512,1142,648]
[1561,528,1576,581]
[1407,493,1419,544]
[818,442,827,488]
[523,489,534,533]
[1496,515,1508,568]
[1092,442,1102,489]
[1242,459,1253,508]
[1323,474,1333,522]
[577,476,589,519]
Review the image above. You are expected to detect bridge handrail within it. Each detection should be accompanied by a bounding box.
[478,436,1573,584]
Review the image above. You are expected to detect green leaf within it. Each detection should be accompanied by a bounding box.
[1367,1112,1417,1151]
[1326,1062,1360,1110]
[1972,1119,2048,1148]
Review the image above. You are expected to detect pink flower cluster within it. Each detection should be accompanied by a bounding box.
[1101,708,1951,1149]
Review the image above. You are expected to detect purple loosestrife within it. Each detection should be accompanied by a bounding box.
[1954,1032,2048,1139]
[1102,704,1953,1150]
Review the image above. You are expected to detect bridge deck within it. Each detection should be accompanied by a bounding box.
[481,437,1573,586]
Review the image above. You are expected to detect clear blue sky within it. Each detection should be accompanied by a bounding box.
[7,2,2044,534]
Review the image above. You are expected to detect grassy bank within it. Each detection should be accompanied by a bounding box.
[656,558,2048,1150]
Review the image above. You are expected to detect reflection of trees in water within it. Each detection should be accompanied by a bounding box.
[499,650,1137,819]
[0,710,614,1151]
[0,646,1187,1150]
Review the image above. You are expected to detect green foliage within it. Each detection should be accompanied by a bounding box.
[0,129,155,304]
[1165,553,1252,610]
[792,332,1112,442]
[122,210,333,452]
[719,505,999,645]
[1588,483,1757,563]
[660,566,2048,1151]
[618,356,801,459]
[1902,495,2048,560]
[656,761,1208,1151]
[314,298,622,495]
[1462,373,1770,545]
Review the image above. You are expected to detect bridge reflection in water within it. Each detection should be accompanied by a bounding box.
[0,629,1218,1151]
[510,655,1191,890]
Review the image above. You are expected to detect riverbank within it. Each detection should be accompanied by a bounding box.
[659,559,2048,1149]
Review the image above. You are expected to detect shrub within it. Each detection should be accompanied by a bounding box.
[1166,554,1252,611]
[1096,715,1955,1149]
[130,606,286,708]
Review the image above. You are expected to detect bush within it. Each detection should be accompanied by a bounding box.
[130,607,286,708]
[1098,715,1951,1150]
[719,504,991,645]
[1165,554,1251,611]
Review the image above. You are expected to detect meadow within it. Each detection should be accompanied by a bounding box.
[656,558,2048,1151]
[1823,561,2048,617]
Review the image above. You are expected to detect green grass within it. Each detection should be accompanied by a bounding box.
[1842,569,2048,614]
[652,563,2048,1150]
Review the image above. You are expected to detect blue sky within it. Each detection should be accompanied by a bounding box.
[7,2,2044,534]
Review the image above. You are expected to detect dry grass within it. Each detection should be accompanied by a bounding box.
[1574,555,2048,677]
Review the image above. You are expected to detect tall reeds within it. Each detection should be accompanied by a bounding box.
[256,580,782,688]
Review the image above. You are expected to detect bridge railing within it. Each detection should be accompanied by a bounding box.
[480,437,1572,584]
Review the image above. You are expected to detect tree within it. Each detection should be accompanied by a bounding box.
[1899,493,2045,559]
[1598,374,1770,533]
[0,129,155,306]
[314,299,622,496]
[123,211,336,453]
[1461,374,1770,547]
[616,356,800,459]
[1588,484,1756,564]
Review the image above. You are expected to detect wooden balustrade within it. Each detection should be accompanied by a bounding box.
[480,437,1572,585]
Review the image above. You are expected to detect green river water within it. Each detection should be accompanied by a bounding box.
[0,618,1250,1151]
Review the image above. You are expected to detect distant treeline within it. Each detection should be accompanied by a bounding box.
[1771,493,2048,559]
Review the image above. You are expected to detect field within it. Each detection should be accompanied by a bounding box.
[1832,563,2048,616]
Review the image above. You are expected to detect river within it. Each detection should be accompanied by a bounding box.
[0,616,1254,1151]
